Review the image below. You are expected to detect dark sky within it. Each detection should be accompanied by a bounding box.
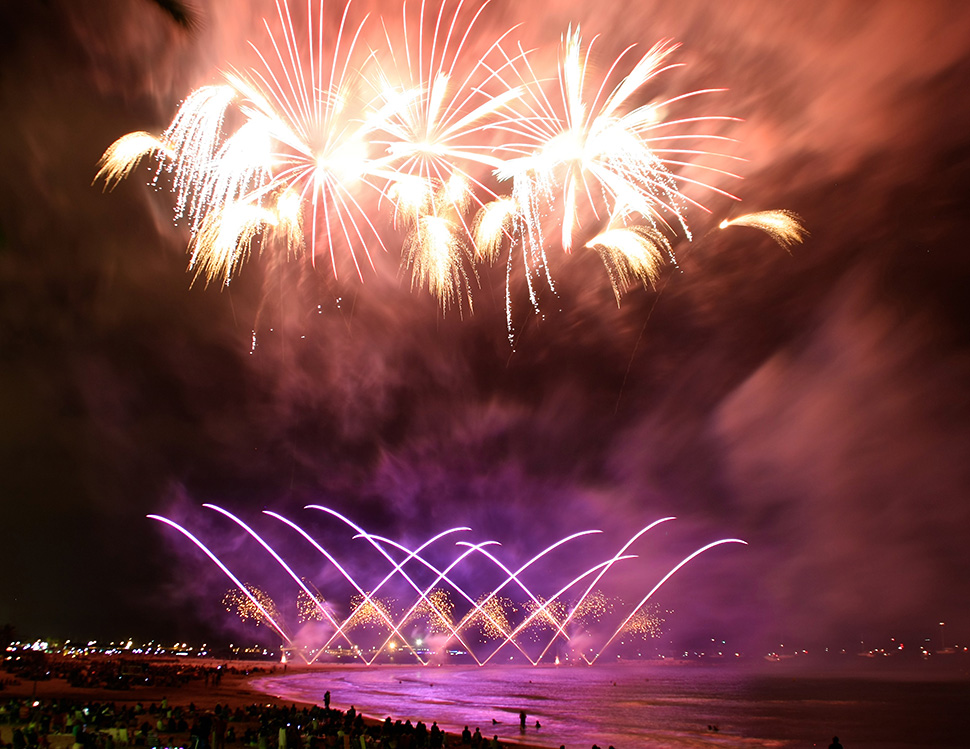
[2,0,969,655]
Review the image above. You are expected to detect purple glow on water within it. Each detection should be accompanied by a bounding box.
[251,662,967,748]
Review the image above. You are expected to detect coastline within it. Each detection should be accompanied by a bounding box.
[0,664,551,749]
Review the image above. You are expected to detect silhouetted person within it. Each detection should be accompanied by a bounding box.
[829,737,843,749]
[324,691,330,710]
[519,711,526,731]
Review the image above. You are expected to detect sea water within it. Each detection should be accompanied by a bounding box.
[251,661,968,748]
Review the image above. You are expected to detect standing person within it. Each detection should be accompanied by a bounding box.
[518,712,525,732]
[829,738,844,749]
[324,692,330,711]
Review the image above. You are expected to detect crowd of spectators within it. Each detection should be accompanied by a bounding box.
[0,695,505,749]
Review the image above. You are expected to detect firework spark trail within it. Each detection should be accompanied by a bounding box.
[93,131,171,190]
[153,506,746,664]
[263,511,426,664]
[719,209,808,249]
[147,514,295,649]
[96,1,805,322]
[492,31,738,249]
[591,537,748,663]
[533,517,673,662]
[479,554,638,665]
[223,584,281,628]
[453,530,600,661]
[307,505,486,663]
[477,28,746,336]
[202,504,353,648]
[296,578,329,623]
[368,0,526,308]
[230,0,397,280]
[358,535,501,665]
[404,587,455,633]
[585,226,671,305]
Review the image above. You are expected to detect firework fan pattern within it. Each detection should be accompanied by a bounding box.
[95,0,805,330]
[150,504,745,665]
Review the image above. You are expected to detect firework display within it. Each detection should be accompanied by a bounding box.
[150,505,745,666]
[223,583,281,627]
[96,0,802,319]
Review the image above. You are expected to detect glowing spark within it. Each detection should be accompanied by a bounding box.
[224,584,281,627]
[472,197,517,262]
[592,538,747,663]
[522,596,568,630]
[153,506,745,666]
[719,209,808,249]
[295,578,330,623]
[190,203,278,286]
[463,594,514,640]
[622,603,665,638]
[94,132,170,190]
[271,187,306,255]
[585,225,670,305]
[345,594,395,629]
[403,213,474,310]
[494,28,742,324]
[387,175,436,226]
[370,0,522,199]
[404,588,455,634]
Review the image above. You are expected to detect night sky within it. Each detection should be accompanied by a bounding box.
[2,0,970,656]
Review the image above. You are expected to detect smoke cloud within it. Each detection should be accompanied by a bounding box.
[2,0,969,652]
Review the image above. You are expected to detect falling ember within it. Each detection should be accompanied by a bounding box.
[189,203,278,286]
[345,594,396,630]
[472,198,517,262]
[462,595,515,640]
[585,226,671,305]
[404,588,456,635]
[296,579,328,623]
[622,603,666,638]
[94,131,170,190]
[719,210,808,249]
[403,214,475,311]
[223,584,281,628]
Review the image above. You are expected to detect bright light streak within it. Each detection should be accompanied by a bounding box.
[591,538,748,663]
[96,3,800,325]
[491,27,743,328]
[94,132,170,190]
[152,506,746,666]
[201,504,350,646]
[585,226,671,305]
[146,514,294,648]
[263,511,425,664]
[719,209,808,249]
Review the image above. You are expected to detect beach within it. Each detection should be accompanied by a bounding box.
[4,658,968,748]
[0,661,548,749]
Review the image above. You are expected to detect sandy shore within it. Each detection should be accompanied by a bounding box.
[0,665,553,749]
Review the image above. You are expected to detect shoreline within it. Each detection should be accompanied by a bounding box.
[0,665,551,749]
